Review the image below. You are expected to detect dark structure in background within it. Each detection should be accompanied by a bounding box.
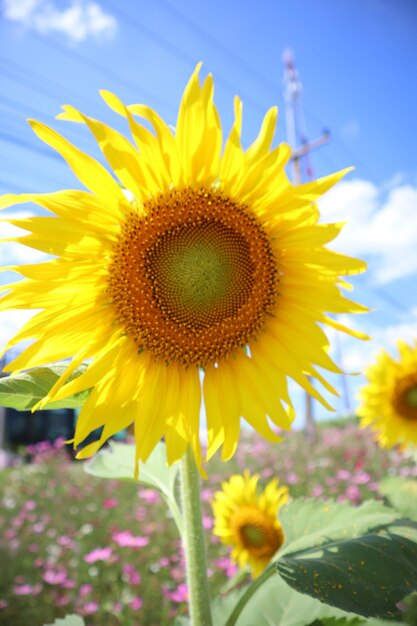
[4,408,76,447]
[0,357,78,449]
[0,361,118,451]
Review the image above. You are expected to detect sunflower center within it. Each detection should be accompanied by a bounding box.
[232,506,284,560]
[405,387,417,409]
[240,524,266,547]
[146,219,254,329]
[393,375,417,421]
[107,187,278,367]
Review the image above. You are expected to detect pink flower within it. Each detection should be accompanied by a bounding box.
[202,514,213,530]
[0,599,8,609]
[286,471,299,485]
[82,601,99,615]
[32,522,45,534]
[112,530,149,548]
[336,469,351,481]
[201,488,213,502]
[352,471,371,485]
[80,584,93,597]
[139,489,159,504]
[43,570,68,585]
[214,557,237,578]
[167,583,188,603]
[122,564,141,585]
[57,535,75,548]
[103,498,118,509]
[130,596,143,610]
[62,579,76,589]
[14,583,42,596]
[345,484,361,504]
[5,529,16,540]
[84,547,113,563]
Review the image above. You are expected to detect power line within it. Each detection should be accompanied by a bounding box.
[0,130,63,162]
[27,31,175,113]
[302,105,383,184]
[0,94,88,143]
[105,0,269,115]
[0,57,99,111]
[0,178,29,194]
[154,0,280,97]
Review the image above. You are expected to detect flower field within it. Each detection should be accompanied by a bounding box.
[1,420,416,626]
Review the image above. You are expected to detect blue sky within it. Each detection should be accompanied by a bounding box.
[0,0,417,425]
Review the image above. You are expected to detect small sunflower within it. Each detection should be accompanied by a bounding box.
[0,65,366,475]
[212,471,288,577]
[358,340,417,449]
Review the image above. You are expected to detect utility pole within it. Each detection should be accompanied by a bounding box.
[283,49,330,440]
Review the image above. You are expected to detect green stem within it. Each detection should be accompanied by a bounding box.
[179,446,213,626]
[224,565,276,626]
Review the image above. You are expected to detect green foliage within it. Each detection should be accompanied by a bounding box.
[307,619,400,626]
[379,476,417,521]
[85,441,183,534]
[0,363,89,410]
[307,619,364,626]
[317,415,359,429]
[276,520,417,619]
[403,591,417,626]
[278,499,398,557]
[44,616,85,626]
[2,424,417,626]
[221,574,361,626]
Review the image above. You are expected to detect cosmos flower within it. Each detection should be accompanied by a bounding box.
[358,340,417,450]
[211,471,288,578]
[0,65,366,476]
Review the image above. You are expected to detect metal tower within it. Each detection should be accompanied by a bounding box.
[283,49,330,439]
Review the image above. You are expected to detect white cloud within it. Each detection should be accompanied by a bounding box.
[328,308,417,374]
[2,0,41,21]
[2,0,117,42]
[319,177,417,284]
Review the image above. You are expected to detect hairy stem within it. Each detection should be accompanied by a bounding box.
[179,446,213,626]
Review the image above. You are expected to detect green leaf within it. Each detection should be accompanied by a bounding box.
[403,591,417,626]
[85,441,183,534]
[379,477,417,521]
[0,363,89,410]
[44,616,85,626]
[307,619,364,626]
[221,574,364,626]
[276,520,417,619]
[278,499,399,558]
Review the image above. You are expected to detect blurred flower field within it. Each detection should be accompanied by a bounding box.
[1,420,416,626]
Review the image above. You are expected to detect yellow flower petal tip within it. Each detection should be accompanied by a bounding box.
[0,67,366,476]
[358,340,417,450]
[211,472,288,578]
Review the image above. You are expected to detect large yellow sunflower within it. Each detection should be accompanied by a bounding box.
[212,471,288,577]
[358,340,417,449]
[0,65,366,475]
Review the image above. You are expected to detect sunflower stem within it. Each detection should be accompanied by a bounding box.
[224,565,276,626]
[179,446,213,626]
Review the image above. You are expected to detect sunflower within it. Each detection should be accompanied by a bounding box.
[212,471,288,577]
[358,340,417,449]
[0,65,366,476]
